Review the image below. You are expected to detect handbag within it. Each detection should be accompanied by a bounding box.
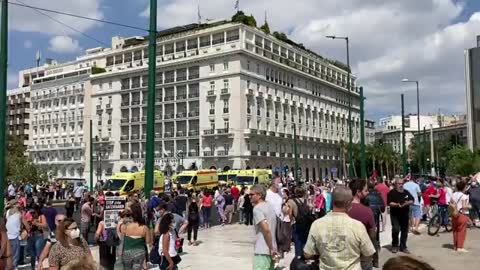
[290,256,319,270]
[174,229,184,253]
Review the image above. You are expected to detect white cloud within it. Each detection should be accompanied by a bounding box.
[10,0,103,36]
[48,36,82,53]
[23,40,33,49]
[144,1,480,120]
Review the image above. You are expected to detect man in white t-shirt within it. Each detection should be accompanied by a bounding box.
[266,182,283,218]
[6,200,28,269]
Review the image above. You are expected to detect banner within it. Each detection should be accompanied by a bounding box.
[104,196,126,229]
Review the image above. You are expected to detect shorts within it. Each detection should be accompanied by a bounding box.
[253,255,274,270]
[409,205,422,219]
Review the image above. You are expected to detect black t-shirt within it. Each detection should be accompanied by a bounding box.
[387,189,414,217]
[224,194,234,205]
[174,195,188,213]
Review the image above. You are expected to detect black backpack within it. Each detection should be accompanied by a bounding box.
[293,198,316,233]
[150,236,162,264]
[105,228,120,247]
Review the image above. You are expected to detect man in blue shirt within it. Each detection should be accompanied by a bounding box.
[403,177,422,234]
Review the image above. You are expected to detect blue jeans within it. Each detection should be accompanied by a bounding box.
[292,224,307,257]
[438,205,448,226]
[28,232,45,269]
[8,238,19,268]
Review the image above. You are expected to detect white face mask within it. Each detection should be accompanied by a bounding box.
[69,228,80,239]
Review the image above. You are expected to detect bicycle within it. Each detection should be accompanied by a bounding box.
[427,203,453,236]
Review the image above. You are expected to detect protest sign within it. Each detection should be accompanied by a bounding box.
[104,196,126,228]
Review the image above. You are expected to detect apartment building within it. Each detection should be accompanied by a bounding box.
[7,87,31,145]
[89,21,360,181]
[20,20,361,182]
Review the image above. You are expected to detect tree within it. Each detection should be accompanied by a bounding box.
[6,136,53,185]
[446,145,476,176]
[260,21,270,34]
[231,11,257,27]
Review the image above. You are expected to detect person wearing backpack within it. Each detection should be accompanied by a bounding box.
[288,187,315,258]
[187,200,200,246]
[95,211,117,270]
[451,180,471,252]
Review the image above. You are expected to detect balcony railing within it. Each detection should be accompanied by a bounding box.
[188,92,199,98]
[223,108,229,114]
[176,94,187,100]
[188,130,199,136]
[164,96,175,101]
[203,129,215,135]
[209,109,215,115]
[207,90,216,97]
[221,88,229,95]
[176,112,186,118]
[217,128,229,134]
[203,151,213,157]
[188,111,199,117]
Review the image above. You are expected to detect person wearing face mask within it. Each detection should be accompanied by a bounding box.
[48,218,92,270]
[37,214,65,270]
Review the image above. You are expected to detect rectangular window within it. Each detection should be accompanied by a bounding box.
[223,61,229,71]
[210,64,215,73]
[223,79,229,89]
[210,81,215,91]
[247,60,250,71]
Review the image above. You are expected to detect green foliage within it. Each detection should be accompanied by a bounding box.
[231,11,257,27]
[446,145,477,176]
[260,22,271,34]
[6,136,53,185]
[92,67,106,74]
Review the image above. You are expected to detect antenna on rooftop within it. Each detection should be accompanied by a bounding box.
[35,50,42,67]
[197,0,202,25]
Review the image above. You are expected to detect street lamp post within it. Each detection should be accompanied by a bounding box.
[402,79,421,174]
[326,35,353,178]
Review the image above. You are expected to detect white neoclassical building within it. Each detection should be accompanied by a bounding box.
[18,20,361,182]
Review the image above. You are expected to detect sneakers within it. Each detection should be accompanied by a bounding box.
[400,248,411,254]
[457,248,469,253]
[391,247,398,254]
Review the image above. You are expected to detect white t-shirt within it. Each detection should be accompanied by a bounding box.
[266,189,283,218]
[451,192,469,213]
[446,187,453,204]
[159,232,177,257]
[6,211,21,240]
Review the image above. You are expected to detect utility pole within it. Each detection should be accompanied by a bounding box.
[359,87,366,179]
[144,0,157,198]
[89,119,93,192]
[346,38,353,178]
[401,94,407,176]
[0,0,8,214]
[293,123,299,186]
[430,124,435,176]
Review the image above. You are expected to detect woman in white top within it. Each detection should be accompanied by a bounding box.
[451,180,470,252]
[158,213,181,270]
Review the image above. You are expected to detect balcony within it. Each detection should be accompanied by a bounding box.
[131,116,139,123]
[131,134,139,140]
[203,151,214,157]
[207,90,216,97]
[188,130,199,136]
[188,111,199,117]
[164,113,174,120]
[217,151,227,156]
[188,73,199,80]
[121,118,129,123]
[164,96,175,101]
[203,129,215,135]
[220,88,230,95]
[209,109,215,115]
[164,132,173,138]
[176,112,186,118]
[188,151,199,157]
[121,101,129,106]
[250,151,258,156]
[216,128,229,134]
[176,94,186,100]
[120,154,129,159]
[106,104,112,110]
[223,108,229,114]
[188,92,199,98]
[96,105,102,110]
[131,100,141,106]
[246,89,254,96]
[176,131,185,137]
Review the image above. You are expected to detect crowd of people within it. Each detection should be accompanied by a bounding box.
[0,173,478,269]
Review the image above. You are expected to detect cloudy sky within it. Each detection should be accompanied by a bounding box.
[7,0,480,121]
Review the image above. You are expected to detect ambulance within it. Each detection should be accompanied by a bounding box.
[174,169,218,191]
[234,169,272,189]
[103,170,165,195]
[218,169,240,186]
